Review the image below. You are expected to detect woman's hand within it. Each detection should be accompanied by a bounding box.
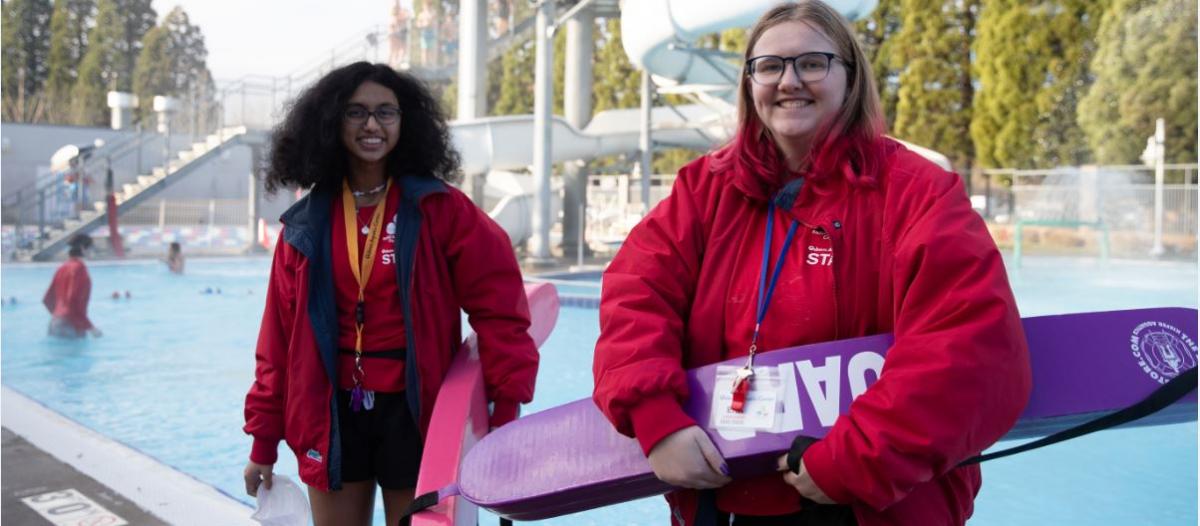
[243,461,274,497]
[647,426,732,489]
[777,454,834,504]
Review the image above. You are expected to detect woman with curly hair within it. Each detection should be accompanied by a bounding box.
[242,62,538,526]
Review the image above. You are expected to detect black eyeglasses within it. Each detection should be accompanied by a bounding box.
[745,52,848,85]
[344,104,401,125]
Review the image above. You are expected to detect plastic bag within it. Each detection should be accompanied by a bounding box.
[251,474,312,526]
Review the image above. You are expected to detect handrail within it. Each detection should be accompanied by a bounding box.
[5,132,139,202]
[4,131,159,221]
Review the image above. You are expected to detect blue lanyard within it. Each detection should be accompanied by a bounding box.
[750,201,800,356]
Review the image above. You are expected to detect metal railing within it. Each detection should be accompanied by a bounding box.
[121,198,249,227]
[585,173,676,245]
[1001,165,1198,235]
[3,131,160,252]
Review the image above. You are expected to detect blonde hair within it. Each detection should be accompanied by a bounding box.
[720,0,887,186]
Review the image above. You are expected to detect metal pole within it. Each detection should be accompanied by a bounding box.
[563,4,594,259]
[528,0,555,263]
[459,0,488,207]
[457,0,486,120]
[639,70,653,215]
[1151,118,1166,256]
[577,200,585,267]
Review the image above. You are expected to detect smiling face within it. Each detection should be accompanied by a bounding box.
[748,20,847,162]
[341,80,401,169]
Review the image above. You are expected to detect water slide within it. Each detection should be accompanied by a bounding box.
[466,0,955,246]
[451,106,730,245]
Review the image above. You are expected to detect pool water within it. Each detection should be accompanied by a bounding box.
[1,255,1196,525]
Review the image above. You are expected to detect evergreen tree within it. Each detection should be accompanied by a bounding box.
[45,0,95,123]
[1078,0,1197,164]
[489,28,565,117]
[552,23,566,116]
[132,6,214,124]
[70,0,156,126]
[891,0,976,170]
[972,0,1103,168]
[492,37,535,115]
[1,0,54,122]
[1031,0,1105,166]
[855,0,901,128]
[592,19,640,112]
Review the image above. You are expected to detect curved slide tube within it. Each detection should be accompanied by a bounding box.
[617,0,951,172]
[453,106,731,245]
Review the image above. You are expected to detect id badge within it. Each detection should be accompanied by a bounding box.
[711,365,781,431]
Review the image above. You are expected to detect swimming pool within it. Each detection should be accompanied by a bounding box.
[2,255,1196,525]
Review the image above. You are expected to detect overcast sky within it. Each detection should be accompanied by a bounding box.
[151,0,412,81]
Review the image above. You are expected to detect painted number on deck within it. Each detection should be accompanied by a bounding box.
[21,488,128,526]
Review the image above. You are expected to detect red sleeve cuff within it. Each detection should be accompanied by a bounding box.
[802,439,856,504]
[250,437,280,465]
[629,394,696,456]
[489,399,520,429]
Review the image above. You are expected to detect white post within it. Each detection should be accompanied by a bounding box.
[458,0,488,206]
[577,201,585,267]
[457,0,487,120]
[563,5,594,260]
[106,91,138,130]
[154,96,180,172]
[527,0,555,263]
[1151,118,1166,256]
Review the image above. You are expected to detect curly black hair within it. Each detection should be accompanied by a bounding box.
[263,62,461,194]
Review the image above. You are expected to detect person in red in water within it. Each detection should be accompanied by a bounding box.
[43,234,102,338]
[241,62,538,526]
[592,2,1031,525]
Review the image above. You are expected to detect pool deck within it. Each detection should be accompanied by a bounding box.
[2,428,168,525]
[1,387,256,525]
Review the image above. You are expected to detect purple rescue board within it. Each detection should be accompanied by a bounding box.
[459,308,1198,521]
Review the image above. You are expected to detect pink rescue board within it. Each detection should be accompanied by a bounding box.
[411,282,560,526]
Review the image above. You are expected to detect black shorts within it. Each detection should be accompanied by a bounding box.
[336,390,424,490]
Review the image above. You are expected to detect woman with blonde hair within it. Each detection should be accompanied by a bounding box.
[593,2,1030,524]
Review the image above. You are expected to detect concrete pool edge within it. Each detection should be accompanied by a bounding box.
[1,385,255,525]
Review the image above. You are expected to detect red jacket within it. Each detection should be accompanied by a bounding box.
[244,176,539,491]
[593,140,1031,525]
[43,257,94,333]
